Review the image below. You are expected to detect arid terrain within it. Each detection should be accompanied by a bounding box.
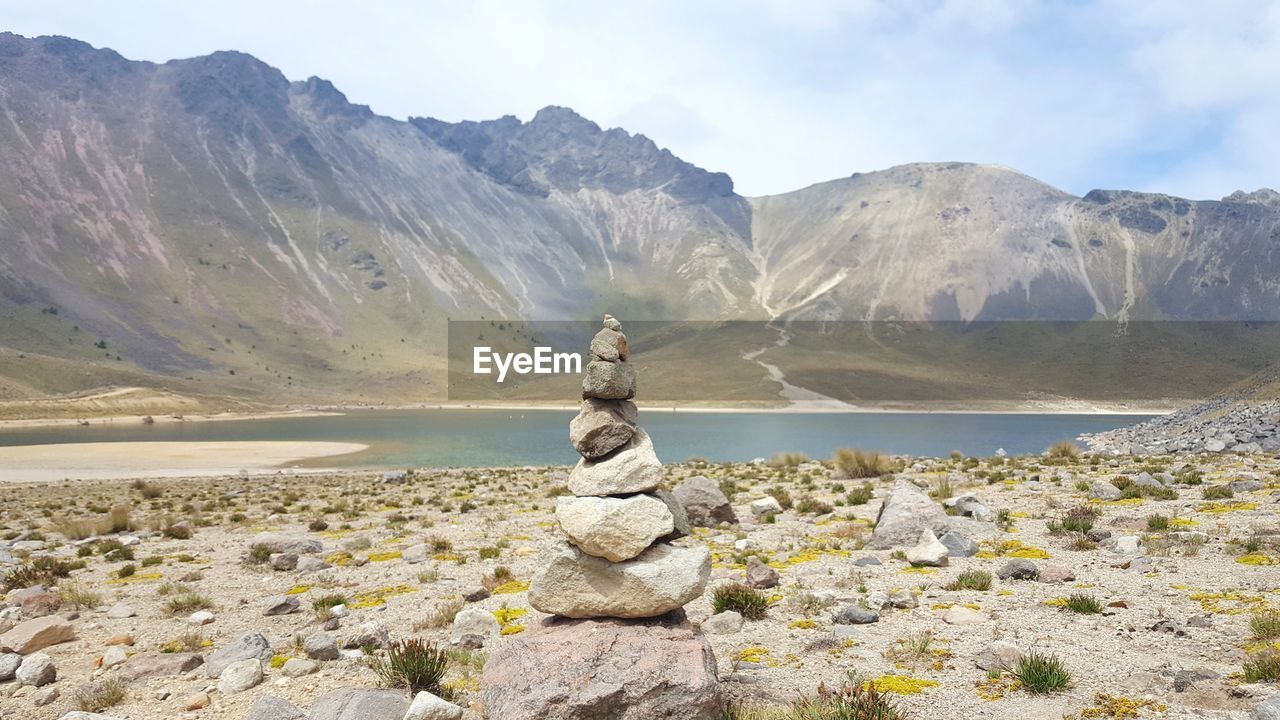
[0,447,1277,719]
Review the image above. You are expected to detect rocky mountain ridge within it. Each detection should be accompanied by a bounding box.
[2,32,1279,405]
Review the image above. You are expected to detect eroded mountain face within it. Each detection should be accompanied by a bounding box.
[1,33,1279,401]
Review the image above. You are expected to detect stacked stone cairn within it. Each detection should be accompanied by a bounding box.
[528,315,711,618]
[482,316,721,719]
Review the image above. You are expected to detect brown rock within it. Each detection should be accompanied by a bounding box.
[106,634,135,646]
[183,692,212,710]
[744,556,779,589]
[1037,565,1077,584]
[569,398,637,459]
[0,616,75,655]
[480,615,721,720]
[18,591,61,618]
[122,652,204,680]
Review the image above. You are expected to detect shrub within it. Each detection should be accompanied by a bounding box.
[308,518,329,532]
[74,677,128,712]
[1013,652,1071,693]
[373,638,450,696]
[832,448,894,479]
[712,582,769,620]
[1250,610,1280,640]
[164,591,213,616]
[1145,514,1170,531]
[313,593,347,619]
[945,569,992,591]
[768,452,808,468]
[58,580,102,610]
[1202,485,1234,500]
[416,598,465,630]
[3,557,80,591]
[1244,648,1280,683]
[929,477,953,500]
[795,496,834,515]
[1046,441,1080,459]
[1064,594,1101,614]
[246,543,272,564]
[794,681,905,720]
[767,486,794,510]
[116,564,136,579]
[478,546,501,560]
[845,483,874,505]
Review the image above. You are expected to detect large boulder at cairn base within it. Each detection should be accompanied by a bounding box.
[569,398,638,459]
[556,495,674,562]
[529,540,711,619]
[568,427,663,496]
[480,615,722,720]
[582,359,637,400]
[868,478,948,550]
[672,475,737,526]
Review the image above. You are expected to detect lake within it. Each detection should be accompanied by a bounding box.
[0,409,1150,468]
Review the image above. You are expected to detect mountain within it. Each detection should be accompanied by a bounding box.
[2,33,1279,408]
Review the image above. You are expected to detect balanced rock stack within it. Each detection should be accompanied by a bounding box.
[481,316,722,720]
[528,315,711,618]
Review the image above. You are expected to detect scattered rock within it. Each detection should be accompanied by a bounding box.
[868,478,948,549]
[182,692,211,710]
[701,611,744,635]
[449,607,500,644]
[218,657,263,694]
[342,621,390,650]
[304,631,340,660]
[310,688,410,720]
[282,658,318,677]
[404,690,465,720]
[1088,480,1122,501]
[831,606,879,625]
[0,652,20,681]
[974,640,1022,671]
[205,632,273,678]
[671,476,737,526]
[1037,565,1076,583]
[100,646,128,670]
[250,533,323,555]
[269,552,299,571]
[905,528,949,567]
[942,606,984,625]
[243,695,307,720]
[744,556,779,589]
[15,652,56,686]
[263,595,300,616]
[749,496,783,516]
[104,602,136,619]
[0,616,75,654]
[938,531,979,557]
[124,652,204,680]
[995,559,1039,580]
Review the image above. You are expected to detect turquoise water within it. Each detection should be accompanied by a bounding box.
[0,409,1149,468]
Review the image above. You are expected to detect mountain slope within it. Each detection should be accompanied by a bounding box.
[2,33,1280,408]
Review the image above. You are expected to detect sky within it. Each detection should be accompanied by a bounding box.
[8,0,1280,199]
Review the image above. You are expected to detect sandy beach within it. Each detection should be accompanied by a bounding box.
[0,440,368,482]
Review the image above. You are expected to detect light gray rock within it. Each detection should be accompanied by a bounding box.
[744,556,779,589]
[480,616,721,720]
[205,632,273,678]
[100,646,128,670]
[187,610,215,625]
[905,528,949,567]
[1254,695,1280,720]
[570,398,638,459]
[888,589,918,609]
[263,595,300,616]
[832,606,879,625]
[943,606,984,625]
[304,632,340,661]
[0,652,20,681]
[671,476,737,526]
[342,621,389,650]
[939,531,979,557]
[701,611,744,635]
[269,553,299,571]
[449,607,500,644]
[310,688,410,720]
[581,360,637,400]
[975,641,1022,671]
[282,658,318,677]
[16,652,55,686]
[654,489,691,539]
[749,496,783,516]
[243,695,307,720]
[250,533,323,555]
[296,556,331,572]
[123,652,204,680]
[556,494,674,562]
[529,540,711,619]
[404,690,465,720]
[996,559,1039,580]
[1088,480,1123,501]
[104,602,135,619]
[217,657,263,694]
[944,494,993,521]
[868,478,948,550]
[567,428,662,496]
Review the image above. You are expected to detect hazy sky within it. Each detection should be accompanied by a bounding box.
[8,1,1280,199]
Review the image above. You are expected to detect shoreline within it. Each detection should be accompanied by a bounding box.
[338,402,1176,416]
[0,440,368,483]
[0,408,342,430]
